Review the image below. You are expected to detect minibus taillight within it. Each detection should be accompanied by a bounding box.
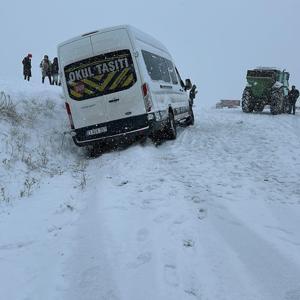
[142,83,148,97]
[142,83,152,112]
[65,102,75,129]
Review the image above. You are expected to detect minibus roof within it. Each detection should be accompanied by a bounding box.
[58,25,170,55]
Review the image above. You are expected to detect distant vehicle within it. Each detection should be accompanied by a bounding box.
[242,67,290,115]
[57,25,194,148]
[216,100,240,109]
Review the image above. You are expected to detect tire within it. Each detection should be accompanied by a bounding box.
[282,96,290,113]
[87,143,104,157]
[185,106,195,126]
[270,89,284,115]
[138,135,148,145]
[253,103,265,112]
[165,111,177,140]
[242,88,254,113]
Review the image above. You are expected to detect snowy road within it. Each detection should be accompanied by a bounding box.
[61,108,300,300]
[1,83,300,300]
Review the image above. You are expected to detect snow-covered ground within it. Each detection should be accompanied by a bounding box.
[1,80,300,300]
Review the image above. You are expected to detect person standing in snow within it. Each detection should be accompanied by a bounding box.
[22,54,32,81]
[40,55,52,84]
[189,84,198,107]
[288,85,299,115]
[51,57,59,85]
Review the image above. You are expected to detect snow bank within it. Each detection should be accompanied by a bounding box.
[0,79,88,300]
[0,79,83,203]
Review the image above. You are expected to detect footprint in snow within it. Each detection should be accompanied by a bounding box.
[184,289,199,298]
[153,213,171,224]
[136,228,149,242]
[0,240,34,250]
[79,266,101,288]
[144,184,159,192]
[117,180,128,186]
[173,215,189,225]
[127,252,152,269]
[198,208,207,220]
[164,264,179,287]
[191,195,204,204]
[183,239,195,248]
[173,214,188,225]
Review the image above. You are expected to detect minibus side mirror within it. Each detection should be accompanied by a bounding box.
[185,79,192,90]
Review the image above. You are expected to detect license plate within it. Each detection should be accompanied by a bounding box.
[86,126,107,136]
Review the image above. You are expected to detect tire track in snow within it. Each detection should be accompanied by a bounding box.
[154,108,300,299]
[62,107,300,300]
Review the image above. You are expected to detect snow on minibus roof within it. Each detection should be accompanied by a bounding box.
[57,25,170,55]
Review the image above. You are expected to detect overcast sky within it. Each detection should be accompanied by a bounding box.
[1,0,299,105]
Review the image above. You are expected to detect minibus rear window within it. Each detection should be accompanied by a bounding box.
[64,49,137,101]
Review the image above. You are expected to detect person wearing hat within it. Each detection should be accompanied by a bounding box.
[40,55,52,84]
[288,85,299,115]
[22,53,32,81]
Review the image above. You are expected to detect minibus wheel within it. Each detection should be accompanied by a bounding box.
[87,143,104,157]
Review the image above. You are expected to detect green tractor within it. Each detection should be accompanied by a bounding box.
[242,67,290,114]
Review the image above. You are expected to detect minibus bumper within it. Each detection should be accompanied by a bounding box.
[71,114,152,147]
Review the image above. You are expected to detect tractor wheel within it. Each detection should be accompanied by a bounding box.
[270,89,284,115]
[242,88,254,113]
[282,96,290,113]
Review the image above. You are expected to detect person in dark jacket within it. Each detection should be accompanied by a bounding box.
[189,84,198,107]
[288,85,300,115]
[40,55,52,84]
[22,54,32,81]
[51,57,59,85]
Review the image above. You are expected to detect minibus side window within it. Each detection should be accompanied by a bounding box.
[166,59,178,85]
[159,57,171,83]
[142,50,161,81]
[142,50,171,84]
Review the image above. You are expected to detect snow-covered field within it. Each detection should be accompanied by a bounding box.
[1,80,300,300]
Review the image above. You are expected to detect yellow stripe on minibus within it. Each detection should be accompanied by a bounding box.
[123,74,134,87]
[82,79,103,91]
[98,71,117,91]
[83,87,94,95]
[94,74,104,81]
[70,89,82,98]
[109,68,130,90]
